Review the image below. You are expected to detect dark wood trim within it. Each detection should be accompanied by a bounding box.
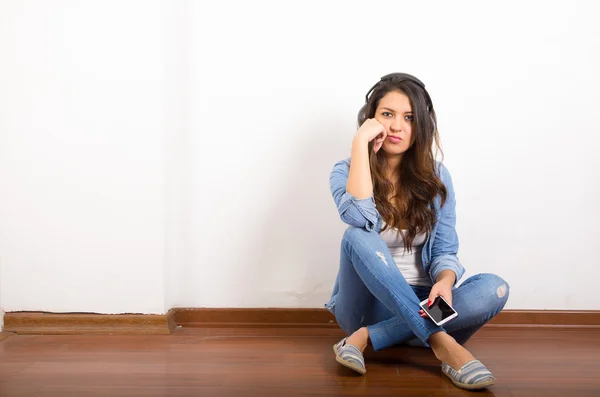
[3,311,174,335]
[166,308,177,333]
[0,331,15,343]
[4,308,599,335]
[171,308,338,328]
[172,308,600,328]
[487,310,600,327]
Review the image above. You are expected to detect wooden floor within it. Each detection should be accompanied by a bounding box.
[1,326,599,396]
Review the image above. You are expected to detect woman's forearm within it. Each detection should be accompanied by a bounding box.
[346,135,373,199]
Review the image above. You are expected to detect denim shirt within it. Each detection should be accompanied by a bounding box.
[324,157,466,314]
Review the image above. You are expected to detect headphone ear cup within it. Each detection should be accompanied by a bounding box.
[357,104,370,127]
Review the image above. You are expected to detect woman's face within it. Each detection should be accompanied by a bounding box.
[374,90,414,156]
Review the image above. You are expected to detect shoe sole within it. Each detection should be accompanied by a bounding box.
[442,371,496,390]
[333,344,366,375]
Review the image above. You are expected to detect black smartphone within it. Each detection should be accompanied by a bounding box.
[420,296,458,326]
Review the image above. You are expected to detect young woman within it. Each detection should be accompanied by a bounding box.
[325,73,509,391]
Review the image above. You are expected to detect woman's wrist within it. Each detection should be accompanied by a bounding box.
[353,133,370,147]
[436,270,457,286]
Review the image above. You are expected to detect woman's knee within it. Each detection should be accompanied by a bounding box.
[342,226,386,257]
[458,273,509,316]
[475,273,510,310]
[482,273,509,300]
[342,226,369,244]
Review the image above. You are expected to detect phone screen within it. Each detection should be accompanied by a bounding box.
[421,296,457,324]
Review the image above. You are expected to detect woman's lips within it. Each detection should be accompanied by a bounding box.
[388,136,402,143]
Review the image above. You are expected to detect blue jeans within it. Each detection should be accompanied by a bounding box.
[333,227,510,351]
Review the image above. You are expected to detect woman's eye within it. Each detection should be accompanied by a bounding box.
[382,112,393,117]
[405,115,414,122]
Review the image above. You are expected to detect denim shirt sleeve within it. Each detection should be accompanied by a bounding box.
[429,164,466,285]
[329,159,380,231]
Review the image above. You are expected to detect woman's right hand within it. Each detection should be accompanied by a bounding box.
[356,118,387,153]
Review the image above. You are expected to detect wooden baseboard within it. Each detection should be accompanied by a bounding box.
[172,308,600,329]
[172,308,338,328]
[487,310,600,327]
[0,332,15,343]
[3,311,177,335]
[4,308,599,335]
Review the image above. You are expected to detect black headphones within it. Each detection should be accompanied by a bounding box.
[364,73,436,132]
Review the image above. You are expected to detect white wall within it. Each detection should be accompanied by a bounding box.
[0,1,167,314]
[0,1,599,319]
[163,1,192,310]
[185,0,600,310]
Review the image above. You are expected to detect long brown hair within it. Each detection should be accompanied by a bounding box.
[358,76,447,251]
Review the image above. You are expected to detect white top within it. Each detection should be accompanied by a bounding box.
[380,226,432,286]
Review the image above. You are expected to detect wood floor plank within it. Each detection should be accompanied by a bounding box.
[19,385,513,397]
[0,381,43,397]
[510,391,600,397]
[0,327,598,396]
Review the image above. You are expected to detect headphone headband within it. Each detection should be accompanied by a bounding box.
[364,73,432,112]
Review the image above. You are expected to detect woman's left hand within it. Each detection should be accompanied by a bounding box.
[419,280,453,318]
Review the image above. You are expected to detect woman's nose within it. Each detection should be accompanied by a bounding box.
[390,117,402,132]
